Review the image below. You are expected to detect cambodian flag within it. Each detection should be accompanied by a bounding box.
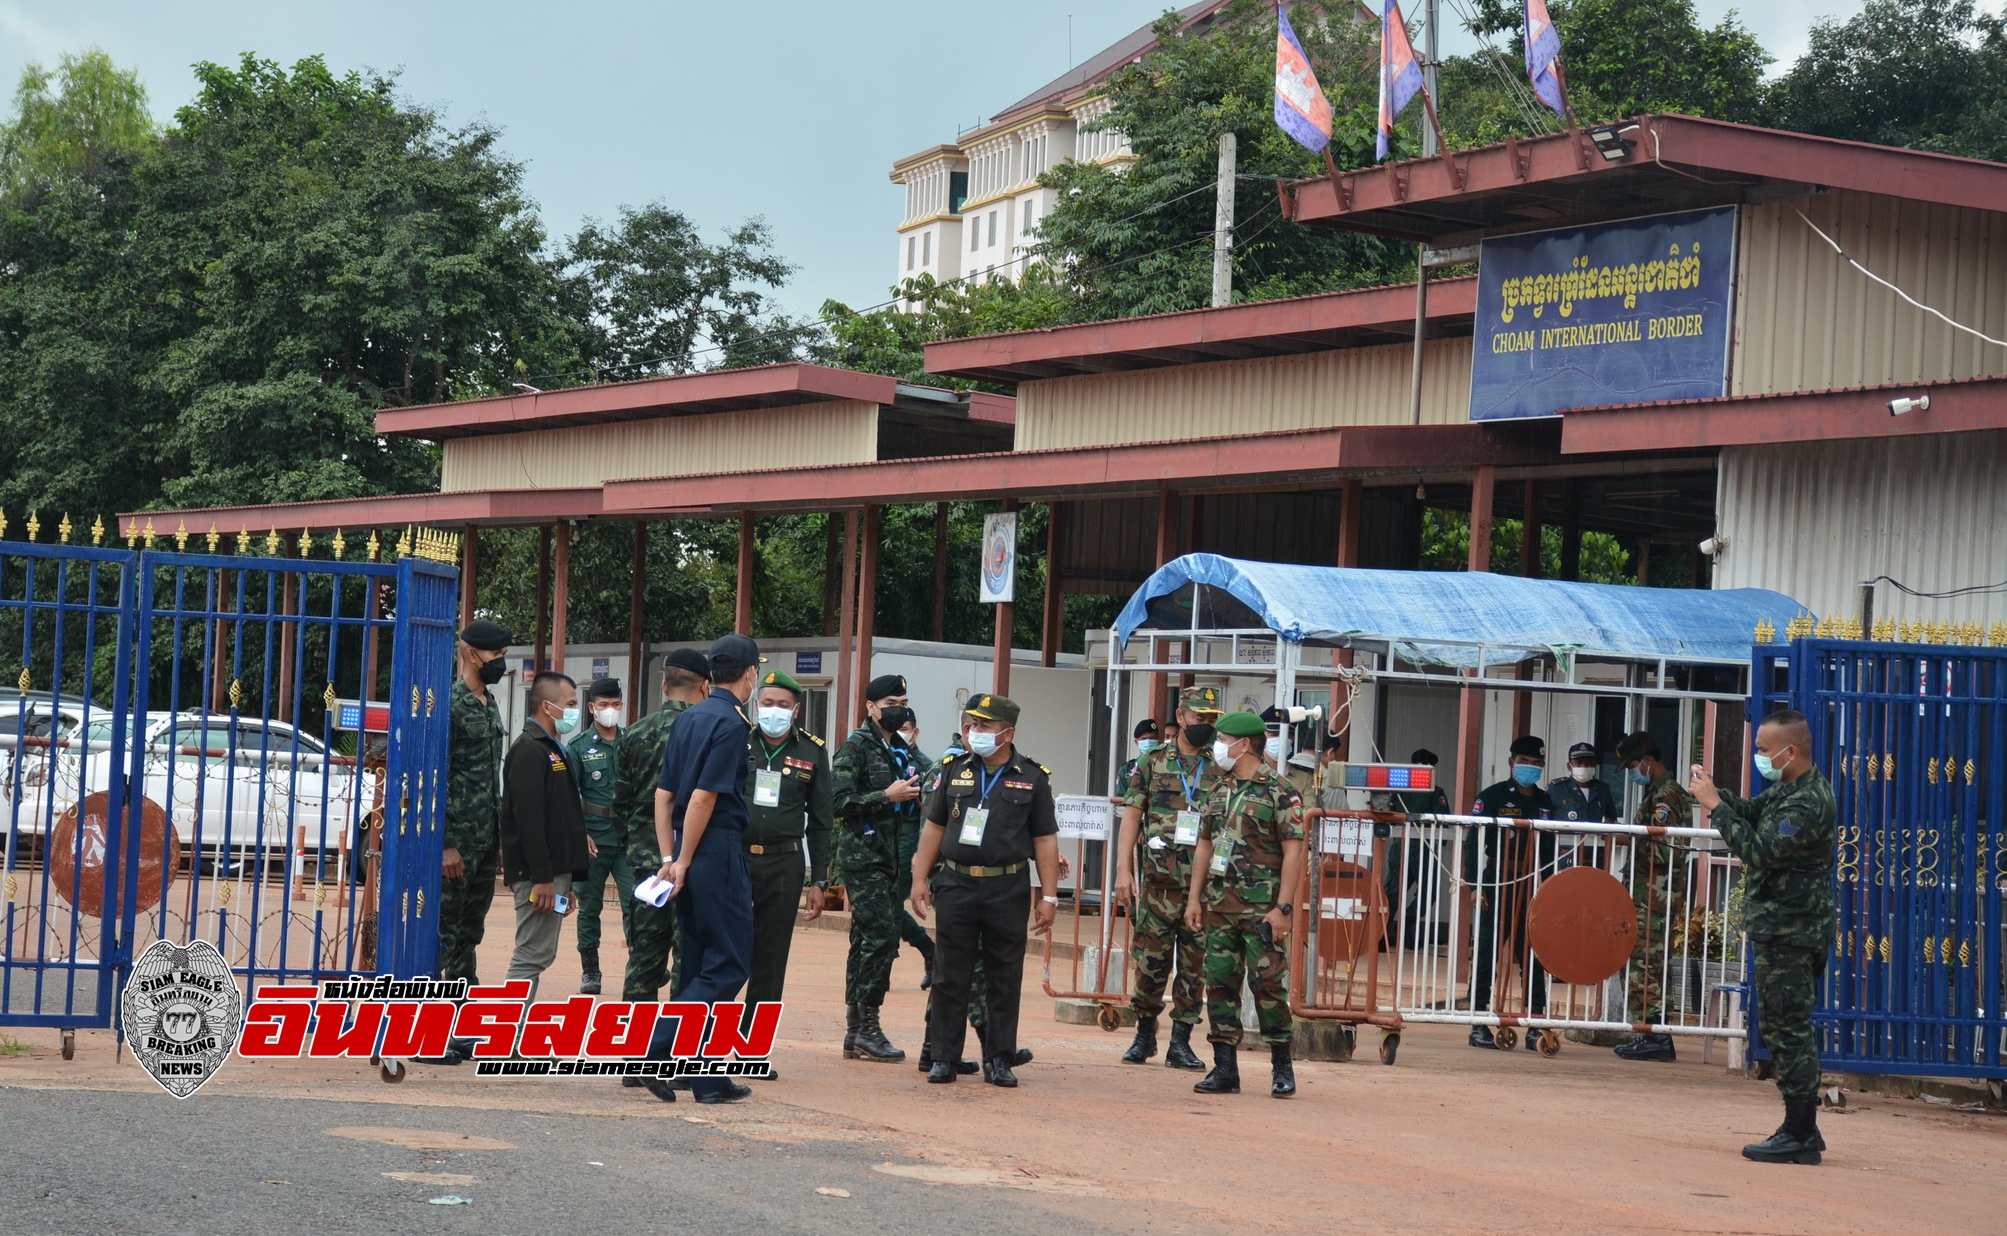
[1524,0,1566,118]
[1377,0,1423,161]
[1274,5,1334,153]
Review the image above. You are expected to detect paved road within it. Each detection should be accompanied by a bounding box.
[0,1086,1135,1236]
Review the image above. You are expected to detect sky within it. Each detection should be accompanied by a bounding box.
[0,1,1995,321]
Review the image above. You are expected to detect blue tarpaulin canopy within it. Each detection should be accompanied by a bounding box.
[1114,554,1808,668]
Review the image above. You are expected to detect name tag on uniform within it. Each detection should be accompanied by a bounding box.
[754,769,783,807]
[1173,811,1201,846]
[1209,838,1232,875]
[959,807,989,846]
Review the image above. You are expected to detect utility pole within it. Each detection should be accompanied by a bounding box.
[1421,0,1441,157]
[1212,130,1236,308]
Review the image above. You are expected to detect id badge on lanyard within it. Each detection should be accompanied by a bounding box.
[1173,811,1201,846]
[754,768,783,807]
[1209,836,1232,875]
[959,807,990,846]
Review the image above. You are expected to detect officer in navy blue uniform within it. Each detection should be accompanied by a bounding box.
[1548,740,1618,873]
[647,633,763,1104]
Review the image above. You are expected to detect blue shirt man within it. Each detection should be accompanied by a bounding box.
[646,633,762,1103]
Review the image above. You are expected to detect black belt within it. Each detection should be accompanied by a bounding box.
[582,802,615,819]
[744,839,801,856]
[942,859,1026,878]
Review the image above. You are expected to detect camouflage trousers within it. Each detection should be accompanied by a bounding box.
[437,845,499,983]
[893,821,933,953]
[1130,880,1203,1023]
[1200,907,1291,1046]
[1754,939,1826,1101]
[844,859,901,1007]
[1626,860,1686,1026]
[622,897,682,1002]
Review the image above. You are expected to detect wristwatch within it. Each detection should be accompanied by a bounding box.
[813,880,830,891]
[1040,894,1059,905]
[1275,902,1295,916]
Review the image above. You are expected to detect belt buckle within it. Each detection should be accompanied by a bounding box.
[748,844,766,855]
[969,864,988,877]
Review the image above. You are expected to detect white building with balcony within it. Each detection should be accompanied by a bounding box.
[888,1,1230,298]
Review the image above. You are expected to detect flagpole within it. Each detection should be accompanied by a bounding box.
[1417,86,1450,161]
[1550,58,1580,128]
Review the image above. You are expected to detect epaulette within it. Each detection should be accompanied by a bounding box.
[805,732,826,748]
[1039,763,1052,776]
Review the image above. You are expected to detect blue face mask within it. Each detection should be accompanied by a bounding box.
[1627,766,1651,787]
[555,705,581,736]
[967,730,1001,757]
[1137,739,1160,756]
[1512,763,1542,787]
[1753,750,1787,782]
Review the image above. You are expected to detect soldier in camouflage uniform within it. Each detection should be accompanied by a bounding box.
[830,674,919,1062]
[1691,708,1836,1166]
[1613,731,1697,1062]
[1184,711,1306,1098]
[617,650,711,1006]
[1113,686,1224,1069]
[439,621,510,986]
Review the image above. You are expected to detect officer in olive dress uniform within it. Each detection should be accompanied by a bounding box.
[911,695,1059,1088]
[743,669,833,1064]
[568,677,631,995]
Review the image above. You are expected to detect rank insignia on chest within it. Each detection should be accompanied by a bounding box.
[549,758,567,772]
[951,774,976,786]
[785,757,814,771]
[1004,780,1033,791]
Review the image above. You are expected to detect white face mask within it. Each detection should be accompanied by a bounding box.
[1264,736,1285,759]
[1570,764,1596,784]
[756,707,794,738]
[594,706,622,729]
[967,729,1001,757]
[1212,739,1237,770]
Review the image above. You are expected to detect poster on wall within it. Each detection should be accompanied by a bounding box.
[979,511,1016,603]
[1468,206,1737,421]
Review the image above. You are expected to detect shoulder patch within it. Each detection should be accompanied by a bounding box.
[1777,818,1798,837]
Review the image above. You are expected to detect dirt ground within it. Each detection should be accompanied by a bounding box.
[4,897,2002,1235]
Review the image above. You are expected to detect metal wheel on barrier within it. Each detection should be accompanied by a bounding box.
[1493,1026,1517,1051]
[380,1059,407,1084]
[1378,1032,1399,1066]
[1821,1084,1845,1109]
[1096,1005,1123,1032]
[60,1029,75,1060]
[1537,1029,1562,1057]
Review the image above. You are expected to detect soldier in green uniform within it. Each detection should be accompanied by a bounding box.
[1613,731,1697,1063]
[569,677,632,995]
[420,620,512,1065]
[1466,735,1555,1051]
[1113,686,1224,1069]
[1690,708,1836,1166]
[1184,710,1306,1098]
[831,673,919,1063]
[744,669,833,1062]
[1116,718,1161,792]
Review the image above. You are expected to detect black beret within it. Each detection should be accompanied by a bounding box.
[866,674,908,701]
[663,648,712,678]
[1509,735,1546,760]
[1133,718,1160,739]
[458,619,512,651]
[1258,705,1286,725]
[1410,748,1439,766]
[583,677,622,701]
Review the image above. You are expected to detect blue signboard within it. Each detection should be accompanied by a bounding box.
[795,651,822,675]
[1468,207,1737,421]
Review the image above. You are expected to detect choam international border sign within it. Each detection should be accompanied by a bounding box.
[1468,206,1737,421]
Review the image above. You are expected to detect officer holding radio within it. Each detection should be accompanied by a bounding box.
[911,694,1059,1088]
[499,671,593,1005]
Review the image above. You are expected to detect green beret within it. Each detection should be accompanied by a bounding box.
[759,668,803,697]
[964,694,1019,725]
[1215,711,1266,739]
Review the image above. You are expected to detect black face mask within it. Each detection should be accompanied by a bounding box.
[877,705,915,736]
[476,657,508,685]
[1182,722,1216,748]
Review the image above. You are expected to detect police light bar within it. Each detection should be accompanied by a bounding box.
[1335,762,1433,790]
[332,698,391,733]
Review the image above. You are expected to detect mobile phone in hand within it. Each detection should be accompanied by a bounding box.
[1258,920,1274,947]
[553,893,572,915]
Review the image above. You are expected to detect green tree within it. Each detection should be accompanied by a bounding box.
[1766,0,2007,161]
[1420,508,1635,584]
[0,49,156,196]
[818,269,1077,388]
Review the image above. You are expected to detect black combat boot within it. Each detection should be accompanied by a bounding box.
[1121,1015,1159,1063]
[1164,1021,1206,1070]
[1193,1041,1240,1094]
[1269,1042,1297,1098]
[926,1059,957,1083]
[1614,1033,1677,1062]
[851,1004,905,1062]
[842,1004,861,1058]
[579,948,602,996]
[917,937,937,990]
[1741,1098,1825,1165]
[985,1055,1019,1087]
[975,1022,1029,1069]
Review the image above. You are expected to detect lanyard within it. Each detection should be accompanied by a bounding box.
[757,736,788,768]
[1220,781,1256,837]
[1173,755,1203,807]
[975,761,1007,807]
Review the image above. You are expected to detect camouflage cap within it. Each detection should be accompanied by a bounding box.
[1614,731,1660,764]
[759,668,804,697]
[1215,710,1266,739]
[1179,685,1224,715]
[964,693,1020,725]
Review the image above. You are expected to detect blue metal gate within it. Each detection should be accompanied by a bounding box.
[1755,637,2007,1081]
[1,528,457,1038]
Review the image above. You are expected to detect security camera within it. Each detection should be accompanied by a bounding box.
[1699,535,1725,557]
[1279,705,1323,725]
[1887,395,1929,416]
